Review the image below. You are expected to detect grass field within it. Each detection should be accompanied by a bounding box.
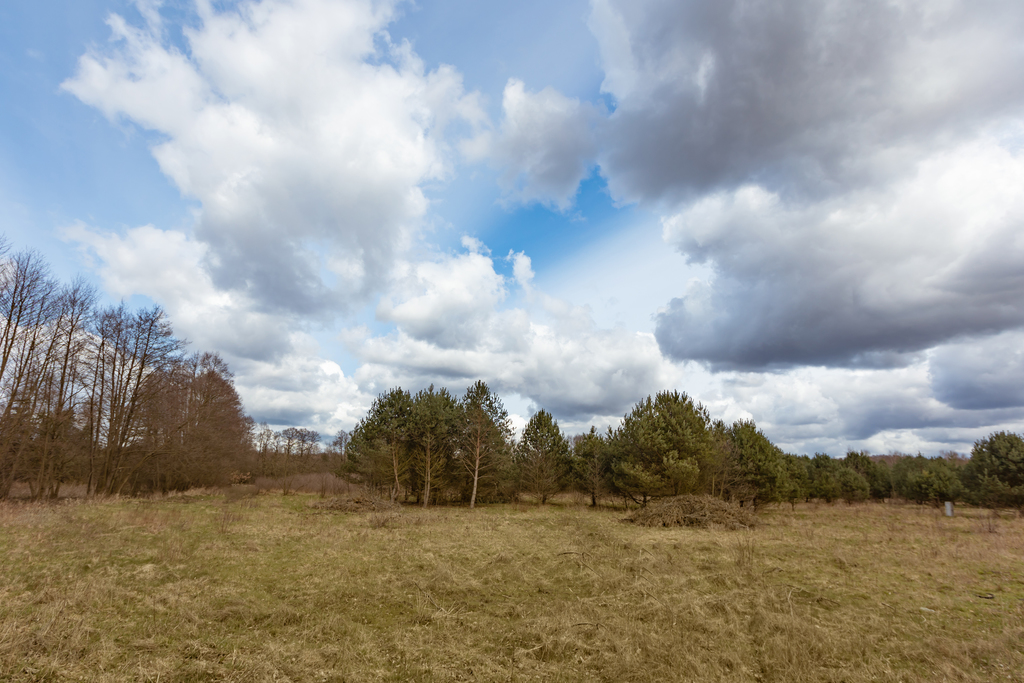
[1,493,1022,682]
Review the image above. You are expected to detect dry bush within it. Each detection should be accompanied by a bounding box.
[217,507,243,533]
[627,495,757,529]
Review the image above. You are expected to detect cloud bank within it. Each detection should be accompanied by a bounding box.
[579,0,1024,378]
[655,139,1024,370]
[590,0,1024,202]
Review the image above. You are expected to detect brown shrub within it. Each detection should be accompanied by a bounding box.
[627,495,757,530]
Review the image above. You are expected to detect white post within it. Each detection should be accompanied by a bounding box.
[945,501,954,517]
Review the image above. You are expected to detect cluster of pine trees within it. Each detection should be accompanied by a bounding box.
[0,239,253,500]
[346,382,514,507]
[347,384,1024,511]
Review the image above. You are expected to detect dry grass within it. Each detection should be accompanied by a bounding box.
[0,497,1022,682]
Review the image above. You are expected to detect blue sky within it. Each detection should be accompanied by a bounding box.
[3,0,1024,455]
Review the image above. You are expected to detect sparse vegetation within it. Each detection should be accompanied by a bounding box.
[1,494,1023,682]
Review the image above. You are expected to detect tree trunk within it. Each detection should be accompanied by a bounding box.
[423,442,432,507]
[391,444,401,503]
[470,452,481,509]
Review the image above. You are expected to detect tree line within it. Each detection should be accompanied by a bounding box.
[346,383,1024,512]
[4,233,1021,510]
[250,422,352,492]
[0,238,253,499]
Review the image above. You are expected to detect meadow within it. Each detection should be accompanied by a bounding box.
[1,492,1022,682]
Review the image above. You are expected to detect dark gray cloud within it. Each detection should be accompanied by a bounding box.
[653,165,1024,369]
[587,0,1024,370]
[930,332,1024,410]
[592,0,1024,203]
[839,400,1024,443]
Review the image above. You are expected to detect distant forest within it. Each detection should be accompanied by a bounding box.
[1,236,1022,510]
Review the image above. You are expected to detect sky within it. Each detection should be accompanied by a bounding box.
[2,0,1024,456]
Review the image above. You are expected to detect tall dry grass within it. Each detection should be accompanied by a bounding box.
[0,498,1021,681]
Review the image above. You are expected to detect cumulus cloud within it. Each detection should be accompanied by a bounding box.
[63,0,484,324]
[655,138,1024,368]
[465,78,597,210]
[376,247,507,350]
[589,0,1024,203]
[350,241,686,422]
[233,339,369,433]
[65,223,294,360]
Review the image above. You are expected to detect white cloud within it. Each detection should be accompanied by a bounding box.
[376,248,507,350]
[64,223,293,360]
[465,78,597,210]
[63,0,484,322]
[349,241,688,423]
[233,335,369,434]
[673,358,1024,456]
